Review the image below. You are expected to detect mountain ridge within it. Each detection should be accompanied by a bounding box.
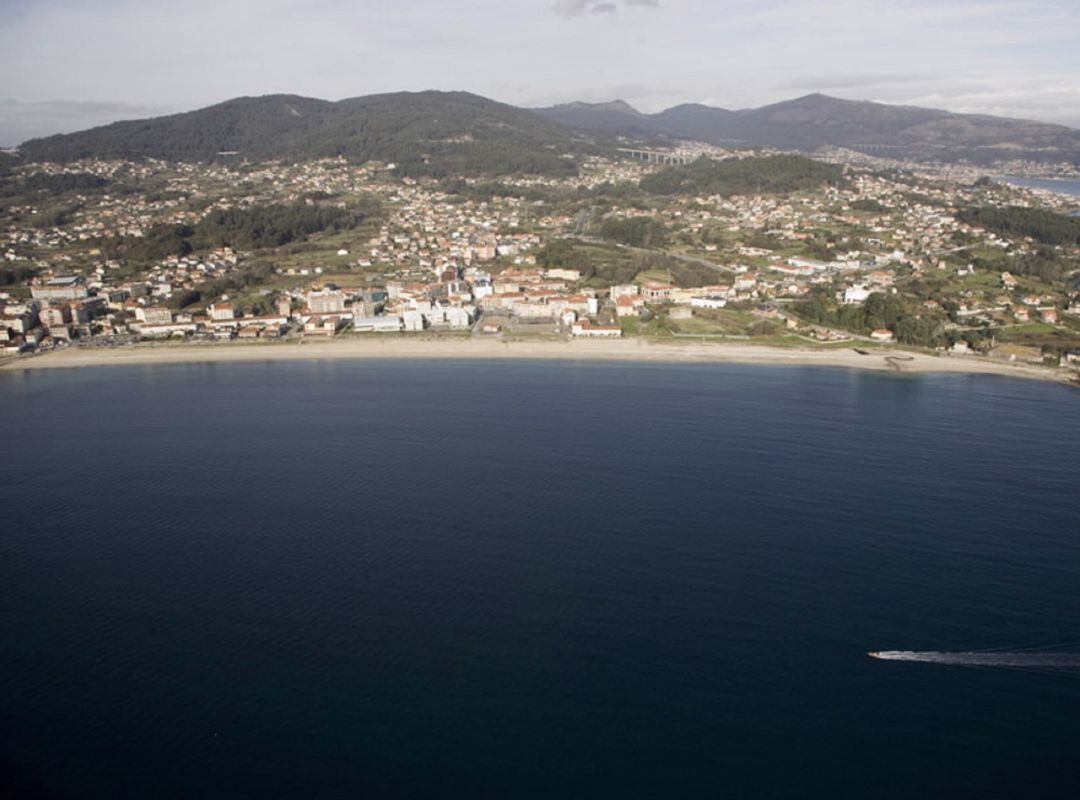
[17,91,595,177]
[535,92,1080,165]
[15,90,1080,171]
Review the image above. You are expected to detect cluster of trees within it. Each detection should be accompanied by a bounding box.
[391,143,577,180]
[900,191,946,208]
[738,230,784,251]
[100,200,379,266]
[796,290,945,347]
[536,233,735,289]
[160,263,281,311]
[640,155,845,197]
[0,152,17,177]
[103,224,196,263]
[0,264,37,286]
[441,178,652,207]
[197,203,372,249]
[849,198,886,213]
[598,216,667,249]
[971,247,1068,283]
[957,206,1080,246]
[586,181,650,205]
[534,239,642,286]
[143,188,186,204]
[0,171,111,198]
[663,257,724,288]
[440,179,562,204]
[579,252,688,288]
[535,239,583,269]
[200,263,278,304]
[535,239,714,288]
[799,240,838,262]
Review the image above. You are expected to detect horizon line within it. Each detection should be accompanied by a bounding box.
[4,87,1079,148]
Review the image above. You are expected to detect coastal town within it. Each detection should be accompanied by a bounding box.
[8,0,1080,793]
[2,144,1079,379]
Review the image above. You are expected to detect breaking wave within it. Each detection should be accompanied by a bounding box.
[870,651,1080,670]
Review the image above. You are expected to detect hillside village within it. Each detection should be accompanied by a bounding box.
[3,146,1079,373]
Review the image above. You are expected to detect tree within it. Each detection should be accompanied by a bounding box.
[957,206,1080,246]
[640,155,845,197]
[599,216,668,249]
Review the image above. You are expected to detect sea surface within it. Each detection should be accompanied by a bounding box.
[2,361,1079,799]
[1000,175,1080,200]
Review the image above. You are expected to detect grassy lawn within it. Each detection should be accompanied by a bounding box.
[953,271,1003,291]
[619,316,672,336]
[635,268,675,284]
[997,322,1058,339]
[742,334,822,348]
[666,308,760,336]
[995,322,1080,350]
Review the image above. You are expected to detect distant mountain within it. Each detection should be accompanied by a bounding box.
[18,90,1080,172]
[651,105,737,144]
[18,91,595,177]
[535,100,662,138]
[535,93,1080,166]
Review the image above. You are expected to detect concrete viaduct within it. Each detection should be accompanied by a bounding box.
[617,148,695,166]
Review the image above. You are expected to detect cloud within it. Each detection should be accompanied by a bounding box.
[1,0,1078,141]
[897,75,1080,129]
[781,74,928,92]
[553,0,657,17]
[0,99,185,146]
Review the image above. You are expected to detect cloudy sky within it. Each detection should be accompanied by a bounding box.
[2,0,1079,144]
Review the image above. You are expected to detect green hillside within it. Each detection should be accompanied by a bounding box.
[18,92,594,178]
[640,154,845,196]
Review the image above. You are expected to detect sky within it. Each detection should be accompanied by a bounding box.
[2,0,1079,145]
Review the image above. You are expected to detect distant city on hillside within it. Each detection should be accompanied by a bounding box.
[2,87,1079,378]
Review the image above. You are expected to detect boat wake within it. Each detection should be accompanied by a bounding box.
[869,650,1080,671]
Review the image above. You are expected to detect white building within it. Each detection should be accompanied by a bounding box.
[843,285,872,305]
[31,276,88,301]
[353,316,403,333]
[308,290,346,314]
[209,303,235,321]
[690,296,728,310]
[136,306,173,325]
[425,305,474,329]
[571,320,622,338]
[471,279,494,299]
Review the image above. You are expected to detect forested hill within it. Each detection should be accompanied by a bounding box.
[17,92,595,178]
[21,89,1080,174]
[640,155,845,196]
[957,206,1080,246]
[536,93,1080,167]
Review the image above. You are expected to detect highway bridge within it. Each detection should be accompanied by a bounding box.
[618,148,695,166]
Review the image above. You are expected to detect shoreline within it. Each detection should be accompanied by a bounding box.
[1,337,1073,384]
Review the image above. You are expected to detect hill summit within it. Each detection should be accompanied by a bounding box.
[19,91,593,177]
[536,93,1080,166]
[16,90,1080,170]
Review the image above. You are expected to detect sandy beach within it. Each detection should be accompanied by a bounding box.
[1,336,1073,384]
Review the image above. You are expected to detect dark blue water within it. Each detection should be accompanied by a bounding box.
[1000,175,1080,199]
[2,361,1079,799]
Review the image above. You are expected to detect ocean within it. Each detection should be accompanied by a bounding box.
[2,360,1079,799]
[1000,176,1080,200]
